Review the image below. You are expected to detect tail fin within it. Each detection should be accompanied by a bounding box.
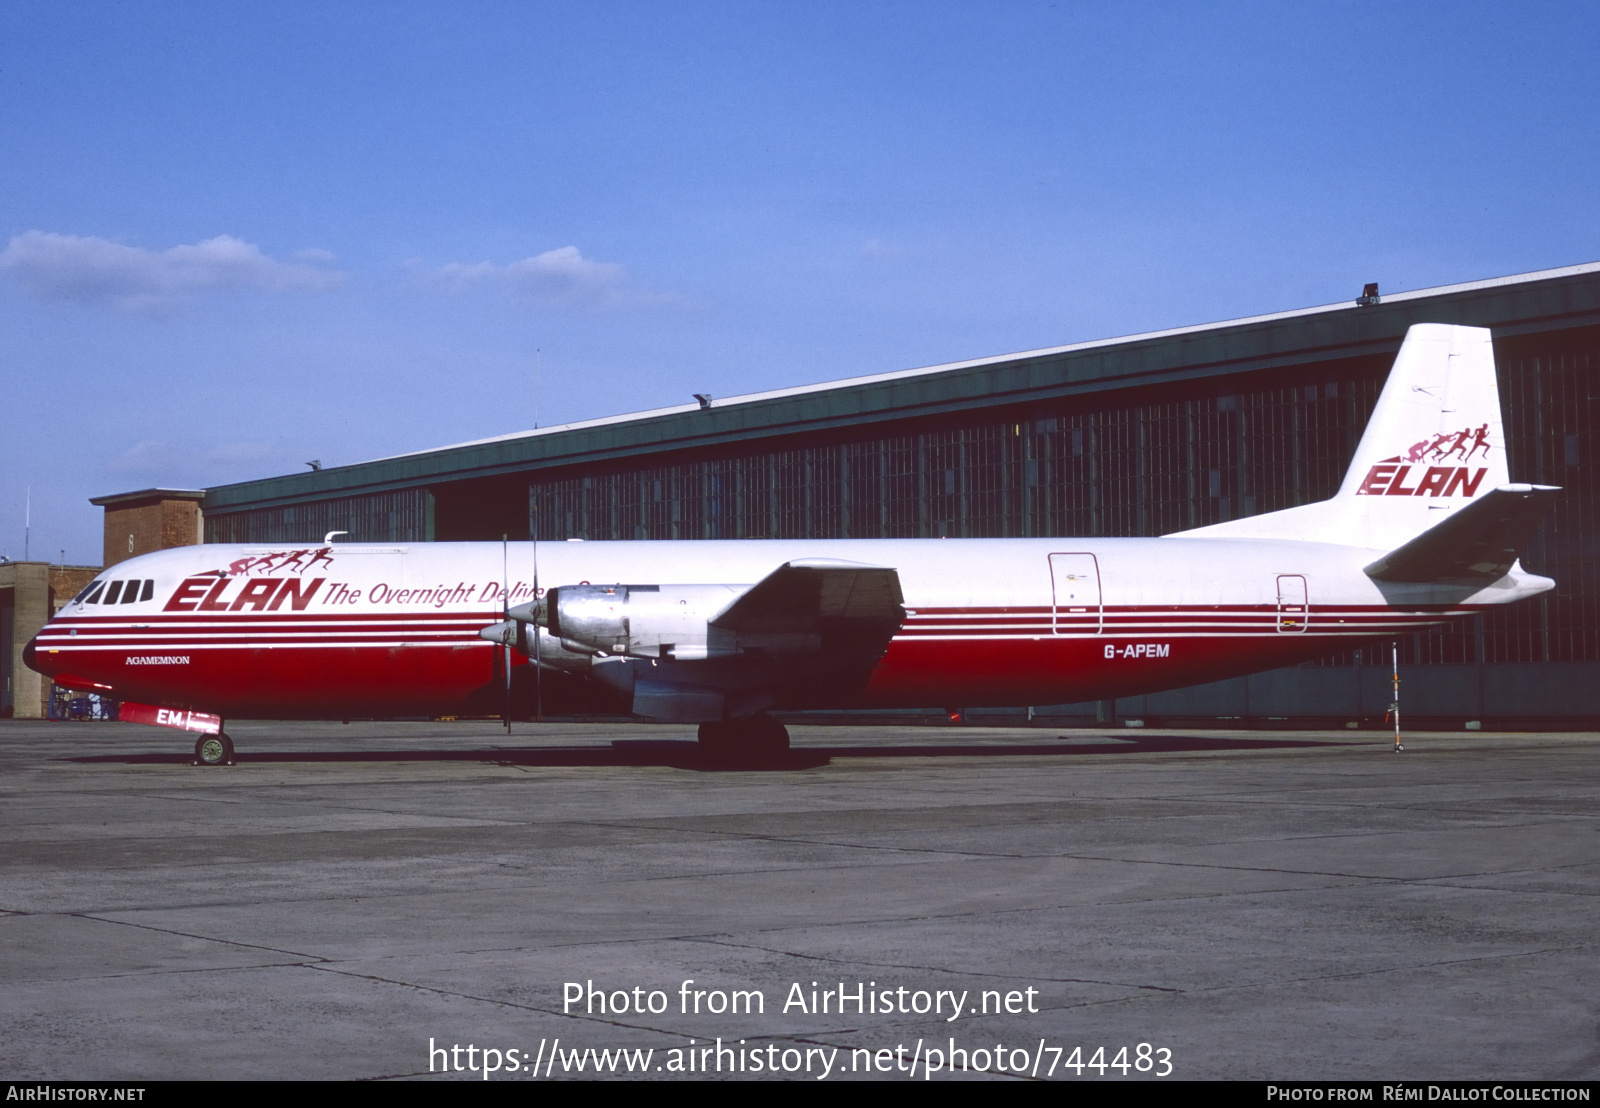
[1175,323,1515,550]
[1335,324,1508,504]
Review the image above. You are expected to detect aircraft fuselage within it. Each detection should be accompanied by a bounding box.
[28,536,1550,720]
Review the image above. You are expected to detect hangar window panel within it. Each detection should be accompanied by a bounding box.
[1250,386,1300,514]
[883,435,922,538]
[925,430,962,538]
[706,458,741,539]
[531,477,580,540]
[720,457,753,540]
[956,431,979,537]
[624,470,650,540]
[811,446,843,539]
[645,465,688,540]
[582,474,609,539]
[676,462,705,539]
[1050,411,1093,535]
[653,468,678,538]
[732,455,773,539]
[846,440,885,538]
[1299,377,1369,502]
[205,488,428,544]
[1095,409,1138,536]
[1023,419,1059,536]
[586,473,613,540]
[729,456,755,538]
[1048,414,1077,535]
[1140,400,1194,535]
[1030,415,1067,537]
[965,424,1016,538]
[773,450,809,539]
[635,470,656,538]
[638,469,662,539]
[1069,413,1102,536]
[736,455,763,539]
[706,462,732,539]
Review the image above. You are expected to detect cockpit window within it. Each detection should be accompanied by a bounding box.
[79,579,153,604]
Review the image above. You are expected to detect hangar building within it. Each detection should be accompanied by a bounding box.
[108,263,1600,726]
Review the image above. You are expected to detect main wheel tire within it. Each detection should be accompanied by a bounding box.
[750,716,790,758]
[699,717,790,765]
[195,732,234,766]
[697,720,735,757]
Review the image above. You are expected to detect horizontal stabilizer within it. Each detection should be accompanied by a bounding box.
[1364,485,1560,584]
[712,558,905,634]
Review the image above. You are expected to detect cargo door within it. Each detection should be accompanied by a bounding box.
[1051,553,1103,634]
[1276,574,1308,633]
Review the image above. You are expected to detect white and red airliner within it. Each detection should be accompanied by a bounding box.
[27,324,1558,763]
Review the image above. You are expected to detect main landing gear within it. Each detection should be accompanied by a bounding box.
[194,733,235,767]
[697,716,790,765]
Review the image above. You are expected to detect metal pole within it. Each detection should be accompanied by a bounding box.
[502,535,511,735]
[1390,642,1403,752]
[533,518,543,724]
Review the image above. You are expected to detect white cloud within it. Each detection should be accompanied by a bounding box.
[0,231,348,313]
[434,245,649,307]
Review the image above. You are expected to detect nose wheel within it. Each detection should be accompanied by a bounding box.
[194,733,235,766]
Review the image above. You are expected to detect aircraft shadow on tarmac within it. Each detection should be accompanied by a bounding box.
[65,734,1358,773]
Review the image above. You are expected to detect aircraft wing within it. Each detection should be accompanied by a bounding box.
[1364,484,1560,585]
[710,558,905,654]
[568,559,906,722]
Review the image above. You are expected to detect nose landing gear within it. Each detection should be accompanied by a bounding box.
[194,732,235,766]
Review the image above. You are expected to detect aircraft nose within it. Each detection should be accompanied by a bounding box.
[22,635,40,673]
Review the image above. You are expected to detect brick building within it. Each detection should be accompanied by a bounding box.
[2,561,101,718]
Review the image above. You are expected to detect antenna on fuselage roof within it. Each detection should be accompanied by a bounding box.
[324,531,347,544]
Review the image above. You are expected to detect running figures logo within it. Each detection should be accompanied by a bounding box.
[1356,424,1494,498]
[1405,423,1493,465]
[218,547,336,577]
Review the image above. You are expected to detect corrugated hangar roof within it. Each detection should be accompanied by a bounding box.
[203,261,1600,512]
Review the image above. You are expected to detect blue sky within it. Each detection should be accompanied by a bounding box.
[3,1,1598,564]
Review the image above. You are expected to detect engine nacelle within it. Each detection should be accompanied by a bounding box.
[541,583,744,660]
